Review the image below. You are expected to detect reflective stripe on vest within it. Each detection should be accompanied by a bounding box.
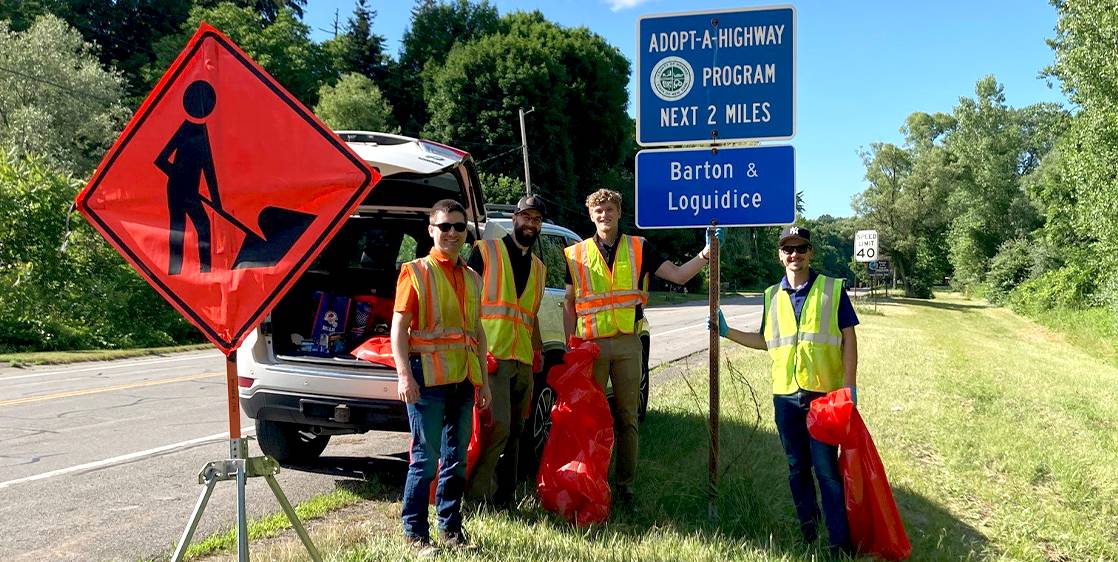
[477,239,544,364]
[763,275,844,394]
[563,235,645,339]
[406,255,483,387]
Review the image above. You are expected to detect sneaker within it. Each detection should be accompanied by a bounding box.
[439,528,478,550]
[406,534,438,558]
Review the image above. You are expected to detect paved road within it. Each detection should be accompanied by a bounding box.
[0,296,761,561]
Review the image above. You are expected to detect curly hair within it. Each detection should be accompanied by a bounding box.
[585,188,622,209]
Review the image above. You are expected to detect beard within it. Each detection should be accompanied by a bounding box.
[513,225,539,247]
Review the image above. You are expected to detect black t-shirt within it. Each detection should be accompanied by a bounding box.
[468,234,533,297]
[563,234,669,322]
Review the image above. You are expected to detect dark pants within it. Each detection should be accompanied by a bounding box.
[401,358,475,541]
[467,358,532,502]
[773,391,850,549]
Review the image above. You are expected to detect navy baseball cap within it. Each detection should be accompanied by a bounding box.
[778,226,811,246]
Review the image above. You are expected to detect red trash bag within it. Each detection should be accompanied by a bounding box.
[807,388,912,561]
[352,336,395,368]
[536,338,613,526]
[428,354,498,503]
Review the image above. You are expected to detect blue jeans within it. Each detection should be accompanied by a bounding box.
[773,391,850,549]
[401,358,475,540]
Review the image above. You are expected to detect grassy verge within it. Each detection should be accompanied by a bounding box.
[190,293,1118,561]
[0,343,212,368]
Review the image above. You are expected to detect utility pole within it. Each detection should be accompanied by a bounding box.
[519,107,535,196]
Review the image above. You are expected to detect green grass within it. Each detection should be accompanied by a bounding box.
[0,343,211,368]
[189,294,1118,561]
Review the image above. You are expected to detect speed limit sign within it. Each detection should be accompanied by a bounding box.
[854,230,878,262]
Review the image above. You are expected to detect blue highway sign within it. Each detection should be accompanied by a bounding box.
[635,145,795,229]
[637,6,796,146]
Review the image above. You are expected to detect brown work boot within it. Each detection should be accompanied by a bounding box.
[405,534,438,558]
[439,528,478,550]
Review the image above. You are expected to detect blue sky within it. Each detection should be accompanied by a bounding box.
[304,0,1067,219]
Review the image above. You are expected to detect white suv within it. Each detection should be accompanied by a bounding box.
[237,132,649,467]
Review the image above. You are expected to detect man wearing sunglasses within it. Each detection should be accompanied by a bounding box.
[465,195,548,508]
[392,199,491,554]
[563,188,715,513]
[713,225,858,556]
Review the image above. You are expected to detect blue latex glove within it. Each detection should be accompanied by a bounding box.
[846,385,858,407]
[706,309,730,337]
[705,227,724,245]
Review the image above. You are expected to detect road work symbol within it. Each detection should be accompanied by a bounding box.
[75,23,379,352]
[155,80,314,274]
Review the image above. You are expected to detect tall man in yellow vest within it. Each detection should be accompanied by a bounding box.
[563,188,714,511]
[465,195,548,507]
[714,225,857,555]
[392,199,491,553]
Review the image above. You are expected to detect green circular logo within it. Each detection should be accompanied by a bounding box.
[651,56,693,102]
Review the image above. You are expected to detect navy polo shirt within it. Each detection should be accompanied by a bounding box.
[760,269,859,332]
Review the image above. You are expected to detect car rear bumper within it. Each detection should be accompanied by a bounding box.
[241,390,408,433]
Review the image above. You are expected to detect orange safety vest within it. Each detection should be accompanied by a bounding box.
[564,235,646,339]
[404,255,483,387]
[476,239,545,364]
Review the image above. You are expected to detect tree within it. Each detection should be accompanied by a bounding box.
[391,0,500,134]
[1044,0,1118,310]
[324,0,390,85]
[0,15,128,175]
[314,73,395,132]
[147,4,332,107]
[0,150,198,351]
[423,11,630,229]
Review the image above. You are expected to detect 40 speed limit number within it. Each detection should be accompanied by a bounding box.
[854,230,878,262]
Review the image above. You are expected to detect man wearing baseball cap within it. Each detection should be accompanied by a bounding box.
[466,195,548,508]
[713,225,859,556]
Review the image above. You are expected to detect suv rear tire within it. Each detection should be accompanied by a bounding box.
[256,419,330,463]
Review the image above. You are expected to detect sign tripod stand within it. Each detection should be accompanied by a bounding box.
[172,353,322,562]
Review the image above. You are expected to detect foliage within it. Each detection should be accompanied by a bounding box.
[0,15,128,175]
[985,237,1035,304]
[0,151,200,352]
[423,11,630,229]
[1007,266,1095,316]
[147,3,332,107]
[313,73,395,132]
[390,0,500,134]
[322,0,390,86]
[1044,0,1118,313]
[477,171,522,205]
[800,215,857,284]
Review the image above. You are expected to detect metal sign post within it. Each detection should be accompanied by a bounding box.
[635,5,796,519]
[171,352,322,562]
[707,223,720,521]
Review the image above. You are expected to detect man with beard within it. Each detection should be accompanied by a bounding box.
[465,195,548,508]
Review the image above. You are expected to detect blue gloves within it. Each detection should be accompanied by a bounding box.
[706,227,724,245]
[706,308,730,337]
[847,385,858,407]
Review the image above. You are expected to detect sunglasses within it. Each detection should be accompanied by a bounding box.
[432,222,467,233]
[780,244,812,255]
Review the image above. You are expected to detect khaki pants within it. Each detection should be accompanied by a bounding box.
[590,333,642,493]
[467,358,533,502]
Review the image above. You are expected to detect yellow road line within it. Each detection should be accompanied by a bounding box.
[0,371,224,407]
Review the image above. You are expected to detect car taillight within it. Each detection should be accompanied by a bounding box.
[237,376,254,388]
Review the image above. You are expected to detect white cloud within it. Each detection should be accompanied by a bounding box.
[606,0,655,12]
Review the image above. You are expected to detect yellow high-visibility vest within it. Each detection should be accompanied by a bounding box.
[405,255,483,387]
[564,235,645,339]
[763,274,845,394]
[476,239,545,364]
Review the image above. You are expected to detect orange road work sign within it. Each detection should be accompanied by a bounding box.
[75,23,379,353]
